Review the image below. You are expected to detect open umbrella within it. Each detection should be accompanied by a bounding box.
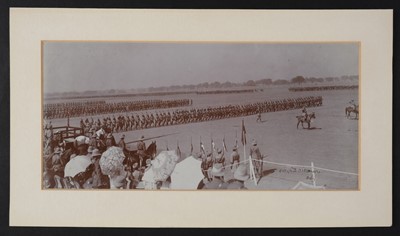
[170,156,204,190]
[99,146,125,176]
[142,150,179,187]
[64,155,92,177]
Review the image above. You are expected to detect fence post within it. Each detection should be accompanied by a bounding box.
[311,162,316,187]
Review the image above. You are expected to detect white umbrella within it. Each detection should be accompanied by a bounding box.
[64,156,92,177]
[99,146,125,176]
[170,156,204,190]
[151,150,180,182]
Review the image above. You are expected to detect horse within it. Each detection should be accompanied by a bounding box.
[122,141,157,189]
[95,127,106,140]
[296,112,316,129]
[345,106,359,119]
[124,141,157,168]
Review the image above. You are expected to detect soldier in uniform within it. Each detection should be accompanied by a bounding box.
[256,112,262,123]
[212,148,225,181]
[118,134,126,151]
[105,133,114,149]
[136,135,146,168]
[301,106,308,119]
[230,146,240,173]
[249,139,263,178]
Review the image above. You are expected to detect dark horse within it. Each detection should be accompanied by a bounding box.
[296,112,316,129]
[345,106,358,119]
[123,141,157,189]
[124,141,157,167]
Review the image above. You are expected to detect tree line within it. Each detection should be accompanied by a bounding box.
[45,75,358,98]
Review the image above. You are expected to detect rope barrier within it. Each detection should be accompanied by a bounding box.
[252,159,358,176]
[205,157,357,177]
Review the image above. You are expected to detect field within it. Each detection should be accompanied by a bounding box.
[45,85,359,190]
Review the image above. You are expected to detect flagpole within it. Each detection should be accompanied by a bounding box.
[200,136,206,154]
[190,136,193,154]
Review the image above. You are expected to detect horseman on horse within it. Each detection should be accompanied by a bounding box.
[301,106,308,119]
[345,100,359,119]
[297,107,316,129]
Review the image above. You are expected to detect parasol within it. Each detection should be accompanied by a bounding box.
[142,150,179,185]
[170,156,204,190]
[99,146,125,176]
[64,155,92,177]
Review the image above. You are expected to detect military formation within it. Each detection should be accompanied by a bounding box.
[196,89,257,95]
[75,96,322,135]
[43,99,192,119]
[288,85,358,92]
[42,95,323,189]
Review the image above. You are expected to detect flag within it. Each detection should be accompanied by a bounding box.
[223,137,227,152]
[235,130,238,147]
[177,141,181,158]
[241,119,247,145]
[200,136,205,154]
[190,137,193,154]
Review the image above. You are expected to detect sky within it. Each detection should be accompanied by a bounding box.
[43,42,359,93]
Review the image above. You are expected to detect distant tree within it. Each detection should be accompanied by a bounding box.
[325,77,334,82]
[221,81,233,88]
[350,75,359,81]
[256,78,272,85]
[291,76,306,84]
[244,80,256,86]
[273,79,289,85]
[210,81,221,88]
[198,82,209,88]
[305,77,318,83]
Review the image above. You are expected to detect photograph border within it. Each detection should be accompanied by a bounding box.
[40,40,362,192]
[10,7,387,227]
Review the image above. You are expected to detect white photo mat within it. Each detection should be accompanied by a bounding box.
[10,9,392,227]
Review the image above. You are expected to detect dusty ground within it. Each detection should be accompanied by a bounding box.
[46,86,359,190]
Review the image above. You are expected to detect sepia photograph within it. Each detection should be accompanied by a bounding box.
[42,41,360,191]
[10,8,392,228]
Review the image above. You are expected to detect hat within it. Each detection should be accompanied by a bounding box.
[92,149,101,157]
[252,139,257,146]
[53,147,61,154]
[87,146,95,153]
[140,135,145,140]
[234,164,250,181]
[232,146,237,151]
[75,135,90,146]
[211,163,225,177]
[121,134,125,139]
[217,148,222,154]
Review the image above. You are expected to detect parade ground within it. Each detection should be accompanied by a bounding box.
[45,85,359,190]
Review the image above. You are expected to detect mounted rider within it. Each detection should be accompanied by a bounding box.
[349,100,358,110]
[301,106,308,119]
